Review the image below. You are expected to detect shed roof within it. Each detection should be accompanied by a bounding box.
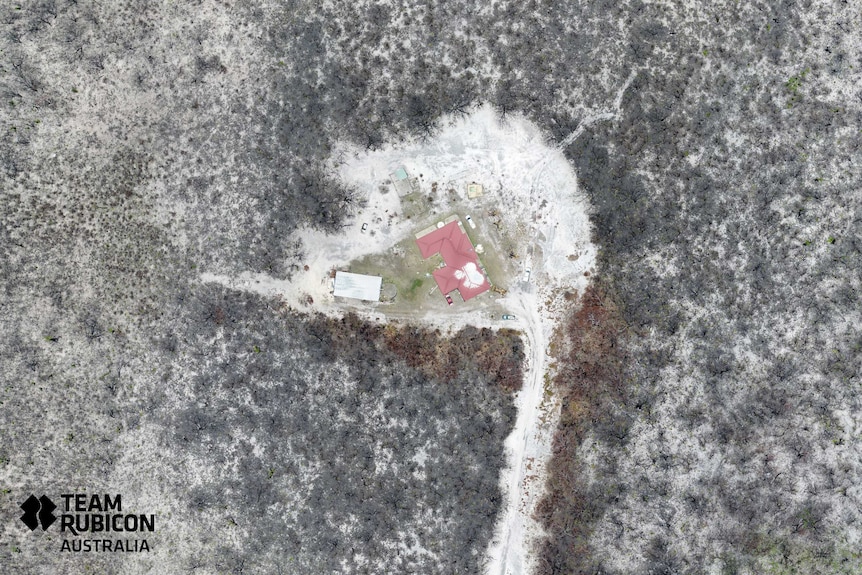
[333,272,382,302]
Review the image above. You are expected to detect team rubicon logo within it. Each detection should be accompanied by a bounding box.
[18,493,155,552]
[20,494,57,531]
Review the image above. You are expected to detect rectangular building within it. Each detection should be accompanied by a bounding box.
[333,272,382,302]
[390,166,419,197]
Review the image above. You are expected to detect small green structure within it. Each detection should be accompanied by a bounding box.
[390,166,419,197]
[466,182,484,199]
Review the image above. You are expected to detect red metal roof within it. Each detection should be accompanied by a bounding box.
[416,221,490,301]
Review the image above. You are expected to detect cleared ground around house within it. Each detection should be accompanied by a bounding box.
[203,104,598,575]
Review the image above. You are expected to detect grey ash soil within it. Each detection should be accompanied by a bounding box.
[2,1,861,574]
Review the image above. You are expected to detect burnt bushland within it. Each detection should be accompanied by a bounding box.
[155,291,523,574]
[535,285,629,575]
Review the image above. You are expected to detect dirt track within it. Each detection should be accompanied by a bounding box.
[202,104,600,575]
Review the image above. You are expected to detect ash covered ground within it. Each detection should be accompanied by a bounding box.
[2,1,861,574]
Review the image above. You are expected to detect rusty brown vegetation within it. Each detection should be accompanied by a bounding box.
[309,313,525,393]
[535,284,629,575]
[386,324,524,393]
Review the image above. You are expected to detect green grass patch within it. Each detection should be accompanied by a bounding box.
[408,278,424,295]
[347,236,440,307]
[345,210,522,310]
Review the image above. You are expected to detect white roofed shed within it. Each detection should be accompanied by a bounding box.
[333,272,382,302]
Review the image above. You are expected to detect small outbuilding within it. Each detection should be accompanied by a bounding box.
[333,272,382,302]
[466,182,484,199]
[390,166,419,197]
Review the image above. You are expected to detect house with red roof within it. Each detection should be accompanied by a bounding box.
[415,219,490,302]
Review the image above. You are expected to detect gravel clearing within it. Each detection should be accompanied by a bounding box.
[202,103,600,575]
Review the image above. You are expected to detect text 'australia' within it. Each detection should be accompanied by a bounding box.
[58,494,154,553]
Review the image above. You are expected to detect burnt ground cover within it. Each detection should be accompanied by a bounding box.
[2,0,861,573]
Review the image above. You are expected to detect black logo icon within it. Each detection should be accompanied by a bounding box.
[20,494,57,531]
